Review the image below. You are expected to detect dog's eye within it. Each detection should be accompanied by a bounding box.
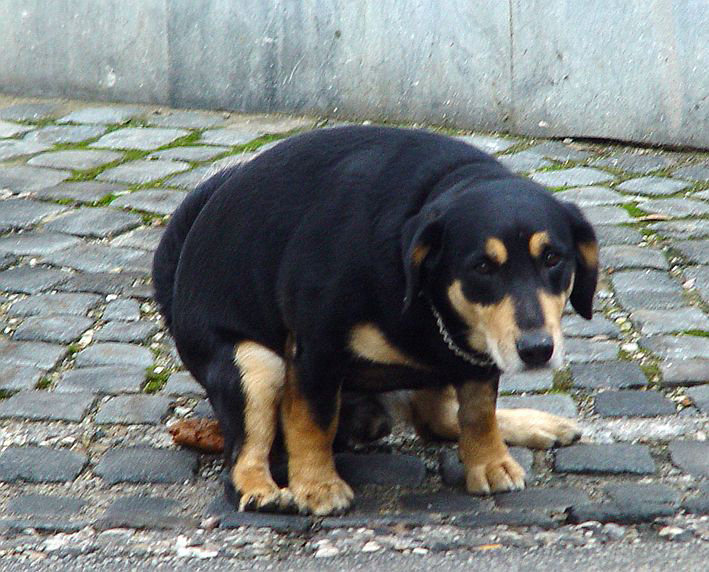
[542,250,562,268]
[473,260,495,275]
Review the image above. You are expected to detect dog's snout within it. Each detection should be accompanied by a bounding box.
[516,330,554,368]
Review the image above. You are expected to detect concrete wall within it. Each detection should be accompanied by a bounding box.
[0,0,707,148]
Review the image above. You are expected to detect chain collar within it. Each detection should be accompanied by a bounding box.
[428,300,495,368]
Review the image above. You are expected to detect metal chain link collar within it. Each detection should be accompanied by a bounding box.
[428,300,495,368]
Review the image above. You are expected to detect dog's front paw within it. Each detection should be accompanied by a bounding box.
[464,453,526,495]
[239,485,295,513]
[497,408,581,449]
[290,477,354,516]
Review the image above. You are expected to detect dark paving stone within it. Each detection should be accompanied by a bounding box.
[564,338,619,363]
[494,487,590,510]
[595,225,644,246]
[0,120,33,137]
[55,366,145,394]
[648,220,709,240]
[28,149,122,171]
[616,176,690,196]
[334,453,426,488]
[593,390,676,417]
[0,199,68,232]
[615,290,687,311]
[453,510,558,529]
[604,483,680,506]
[612,269,682,294]
[531,167,615,187]
[439,448,533,489]
[399,491,490,513]
[0,103,60,121]
[565,502,675,524]
[0,519,90,534]
[682,494,709,515]
[164,165,212,189]
[600,245,668,270]
[554,444,656,475]
[497,151,553,173]
[673,239,709,265]
[58,106,144,125]
[562,314,621,338]
[685,385,709,413]
[0,447,87,482]
[200,129,261,146]
[0,391,96,421]
[219,511,312,533]
[638,198,709,218]
[94,447,198,484]
[631,307,709,335]
[95,513,195,531]
[674,164,709,181]
[0,165,71,192]
[592,154,674,175]
[97,160,191,184]
[639,335,709,360]
[91,127,189,151]
[8,493,86,516]
[103,298,141,321]
[556,186,625,207]
[684,265,709,305]
[75,342,153,369]
[668,440,709,477]
[0,363,44,391]
[580,206,632,225]
[149,145,229,161]
[94,394,172,424]
[0,339,67,369]
[497,394,577,417]
[163,371,205,396]
[58,271,142,295]
[192,399,215,418]
[12,314,93,343]
[0,231,81,256]
[0,139,49,160]
[9,292,102,317]
[30,181,124,204]
[457,134,517,154]
[525,141,593,162]
[500,369,553,393]
[148,110,226,129]
[24,124,106,144]
[45,208,142,239]
[660,359,709,387]
[104,495,179,517]
[111,227,164,251]
[94,320,158,343]
[111,188,187,215]
[42,243,148,273]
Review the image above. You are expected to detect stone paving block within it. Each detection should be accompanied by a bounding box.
[685,385,709,413]
[649,220,709,240]
[579,206,632,225]
[191,399,215,418]
[616,176,690,196]
[556,186,626,207]
[0,120,33,137]
[162,371,205,396]
[0,231,81,256]
[0,267,71,294]
[673,239,709,265]
[45,207,142,238]
[55,366,145,394]
[570,362,648,390]
[0,339,67,369]
[147,110,226,129]
[94,447,198,484]
[531,167,615,187]
[593,390,675,417]
[673,164,709,181]
[604,483,680,506]
[334,453,426,488]
[695,189,709,201]
[399,491,490,513]
[594,225,644,246]
[74,342,154,369]
[457,134,517,154]
[0,199,68,232]
[24,124,107,145]
[9,292,102,317]
[30,181,124,204]
[682,495,709,515]
[439,448,533,489]
[58,271,142,296]
[200,129,261,146]
[110,189,187,215]
[554,444,656,475]
[228,116,311,135]
[565,502,674,525]
[497,394,577,418]
[91,127,189,151]
[58,106,144,124]
[0,165,72,193]
[7,493,87,517]
[0,139,50,160]
[562,314,620,338]
[639,335,709,360]
[592,153,674,175]
[0,391,96,421]
[453,510,557,529]
[111,227,164,251]
[684,265,709,305]
[600,245,668,270]
[498,151,552,172]
[28,149,123,171]
[668,440,709,477]
[94,394,172,425]
[94,320,158,343]
[494,487,590,510]
[0,447,87,483]
[206,152,260,172]
[103,298,141,321]
[630,308,709,335]
[500,369,553,393]
[564,338,619,363]
[149,145,229,162]
[12,315,93,344]
[42,243,147,273]
[97,160,191,184]
[638,198,709,218]
[660,360,709,387]
[524,141,593,162]
[164,165,211,189]
[0,363,44,391]
[615,290,687,311]
[104,495,179,517]
[0,103,60,121]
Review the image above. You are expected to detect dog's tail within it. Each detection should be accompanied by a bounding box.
[152,167,235,332]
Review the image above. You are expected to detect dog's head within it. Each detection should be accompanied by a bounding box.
[402,178,598,373]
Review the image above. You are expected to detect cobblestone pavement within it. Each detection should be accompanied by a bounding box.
[0,96,707,568]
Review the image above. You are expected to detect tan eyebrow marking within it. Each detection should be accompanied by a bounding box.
[485,237,508,265]
[529,231,551,258]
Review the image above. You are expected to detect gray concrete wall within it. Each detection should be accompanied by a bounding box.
[0,0,707,147]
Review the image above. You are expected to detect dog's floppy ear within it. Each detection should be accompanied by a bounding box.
[563,202,598,319]
[401,209,443,312]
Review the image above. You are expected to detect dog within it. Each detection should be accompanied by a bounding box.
[153,125,597,516]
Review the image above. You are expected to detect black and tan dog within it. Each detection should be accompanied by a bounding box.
[153,126,598,515]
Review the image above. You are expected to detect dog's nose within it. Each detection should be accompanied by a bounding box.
[516,330,554,368]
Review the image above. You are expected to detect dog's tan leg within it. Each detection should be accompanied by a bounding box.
[231,342,293,512]
[496,408,581,449]
[281,366,353,515]
[456,379,525,494]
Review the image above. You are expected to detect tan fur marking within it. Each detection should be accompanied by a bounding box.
[349,323,422,368]
[529,231,551,258]
[578,240,599,268]
[411,387,459,440]
[411,244,430,266]
[485,237,508,265]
